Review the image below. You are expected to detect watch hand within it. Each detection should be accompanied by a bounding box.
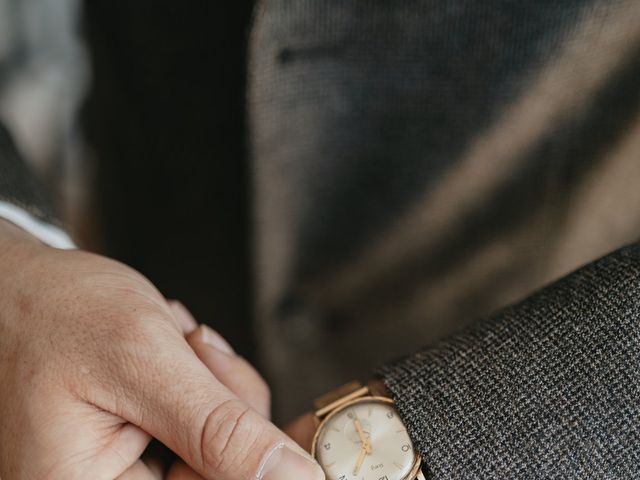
[355,417,374,454]
[354,418,369,446]
[353,440,371,475]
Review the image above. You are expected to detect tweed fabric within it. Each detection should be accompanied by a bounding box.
[380,244,640,479]
[249,0,640,418]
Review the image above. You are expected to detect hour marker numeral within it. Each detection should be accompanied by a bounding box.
[402,444,411,452]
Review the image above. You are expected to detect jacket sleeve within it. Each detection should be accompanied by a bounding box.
[0,120,61,225]
[379,244,640,479]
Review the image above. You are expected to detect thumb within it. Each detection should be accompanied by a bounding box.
[92,315,324,480]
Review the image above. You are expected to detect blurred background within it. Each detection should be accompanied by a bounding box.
[83,3,257,359]
[4,0,640,421]
[1,2,259,360]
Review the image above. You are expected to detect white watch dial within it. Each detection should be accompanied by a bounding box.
[314,398,417,480]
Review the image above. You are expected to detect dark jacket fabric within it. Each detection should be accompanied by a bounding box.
[249,0,640,417]
[381,244,640,478]
[248,0,640,477]
[2,0,640,478]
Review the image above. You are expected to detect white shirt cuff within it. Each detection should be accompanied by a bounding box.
[0,201,76,249]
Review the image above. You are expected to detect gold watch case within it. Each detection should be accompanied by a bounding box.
[311,395,424,480]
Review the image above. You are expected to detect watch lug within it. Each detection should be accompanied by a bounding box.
[313,380,363,410]
[416,470,426,480]
[366,377,391,397]
[313,381,369,419]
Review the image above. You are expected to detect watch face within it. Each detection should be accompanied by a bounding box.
[313,398,418,480]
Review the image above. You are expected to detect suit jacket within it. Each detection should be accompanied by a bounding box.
[2,0,640,478]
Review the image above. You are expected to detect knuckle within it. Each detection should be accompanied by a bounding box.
[200,399,263,474]
[98,306,172,361]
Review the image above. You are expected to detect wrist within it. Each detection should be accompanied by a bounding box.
[0,202,76,249]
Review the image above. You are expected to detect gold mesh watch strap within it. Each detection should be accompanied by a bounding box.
[313,379,391,419]
[313,381,368,419]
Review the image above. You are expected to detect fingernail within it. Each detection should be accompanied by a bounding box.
[260,445,325,480]
[198,324,235,355]
[169,300,198,333]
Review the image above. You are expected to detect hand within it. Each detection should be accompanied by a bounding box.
[132,301,274,479]
[352,416,372,475]
[353,439,370,476]
[353,417,372,453]
[0,221,324,480]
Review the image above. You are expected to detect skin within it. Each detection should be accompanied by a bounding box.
[285,414,317,454]
[0,219,315,480]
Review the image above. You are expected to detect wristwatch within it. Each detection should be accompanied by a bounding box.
[311,380,425,480]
